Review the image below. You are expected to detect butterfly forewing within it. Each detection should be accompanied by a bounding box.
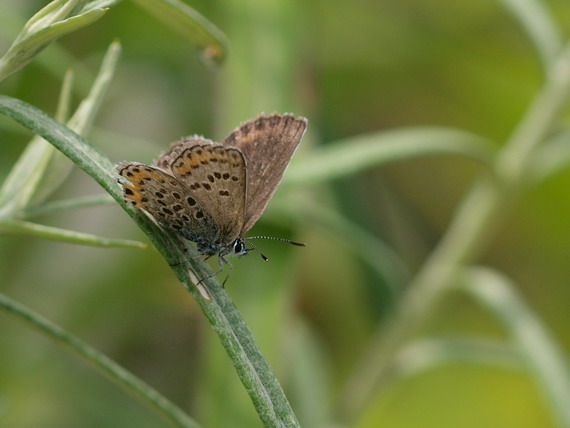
[223,113,307,234]
[168,140,247,243]
[116,162,220,242]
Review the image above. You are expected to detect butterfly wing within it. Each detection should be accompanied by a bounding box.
[155,136,210,172]
[166,138,247,244]
[223,113,307,234]
[116,162,221,243]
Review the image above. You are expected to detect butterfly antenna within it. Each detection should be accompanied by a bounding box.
[245,239,269,262]
[246,236,306,247]
[246,236,306,261]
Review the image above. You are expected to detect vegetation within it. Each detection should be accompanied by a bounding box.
[1,1,570,427]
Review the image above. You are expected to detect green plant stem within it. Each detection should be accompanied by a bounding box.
[284,127,494,187]
[21,194,115,217]
[0,219,145,248]
[391,338,523,378]
[0,1,107,81]
[462,268,570,427]
[128,0,228,63]
[497,0,562,69]
[0,95,299,427]
[337,42,570,424]
[0,292,200,428]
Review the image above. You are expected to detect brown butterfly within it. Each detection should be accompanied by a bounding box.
[116,113,307,276]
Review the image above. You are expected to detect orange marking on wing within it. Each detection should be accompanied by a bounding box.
[128,170,162,182]
[192,152,214,165]
[236,134,256,146]
[124,184,144,201]
[121,180,147,208]
[173,162,192,175]
[174,151,221,175]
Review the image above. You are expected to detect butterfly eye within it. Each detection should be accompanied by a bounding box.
[232,238,249,256]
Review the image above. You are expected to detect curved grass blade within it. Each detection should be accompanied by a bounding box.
[284,127,495,187]
[0,219,146,248]
[0,0,108,81]
[498,0,563,70]
[462,267,570,428]
[129,0,228,64]
[0,292,199,428]
[21,194,115,218]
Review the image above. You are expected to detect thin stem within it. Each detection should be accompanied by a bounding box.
[0,219,145,248]
[462,268,570,428]
[0,292,200,428]
[21,194,115,217]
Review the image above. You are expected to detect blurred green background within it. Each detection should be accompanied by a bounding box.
[2,0,570,427]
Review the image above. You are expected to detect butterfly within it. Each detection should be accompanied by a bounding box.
[116,113,307,281]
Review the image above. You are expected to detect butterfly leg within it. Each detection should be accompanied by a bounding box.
[219,256,234,288]
[194,256,230,287]
[208,254,233,288]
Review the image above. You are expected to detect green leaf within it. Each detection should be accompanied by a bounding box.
[0,292,200,428]
[79,0,122,14]
[129,0,228,64]
[17,0,81,38]
[0,0,108,81]
[0,97,117,198]
[285,320,331,428]
[498,0,563,70]
[392,338,522,379]
[28,41,121,206]
[22,194,116,218]
[462,267,570,428]
[0,134,59,216]
[0,70,74,214]
[283,127,494,187]
[0,41,120,221]
[66,40,121,136]
[0,219,146,248]
[528,130,570,184]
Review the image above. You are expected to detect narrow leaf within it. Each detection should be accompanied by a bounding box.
[27,40,121,205]
[498,0,563,70]
[0,7,107,81]
[0,219,146,248]
[0,41,120,216]
[0,292,199,427]
[392,338,522,379]
[129,0,228,64]
[528,130,570,183]
[0,70,74,213]
[284,127,494,187]
[22,194,115,218]
[462,267,570,428]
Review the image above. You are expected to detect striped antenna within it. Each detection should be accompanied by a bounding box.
[245,236,306,262]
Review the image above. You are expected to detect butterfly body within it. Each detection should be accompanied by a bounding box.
[116,113,307,269]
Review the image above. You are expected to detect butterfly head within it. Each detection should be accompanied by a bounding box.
[232,237,250,257]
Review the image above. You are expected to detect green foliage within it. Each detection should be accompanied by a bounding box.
[1,1,570,427]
